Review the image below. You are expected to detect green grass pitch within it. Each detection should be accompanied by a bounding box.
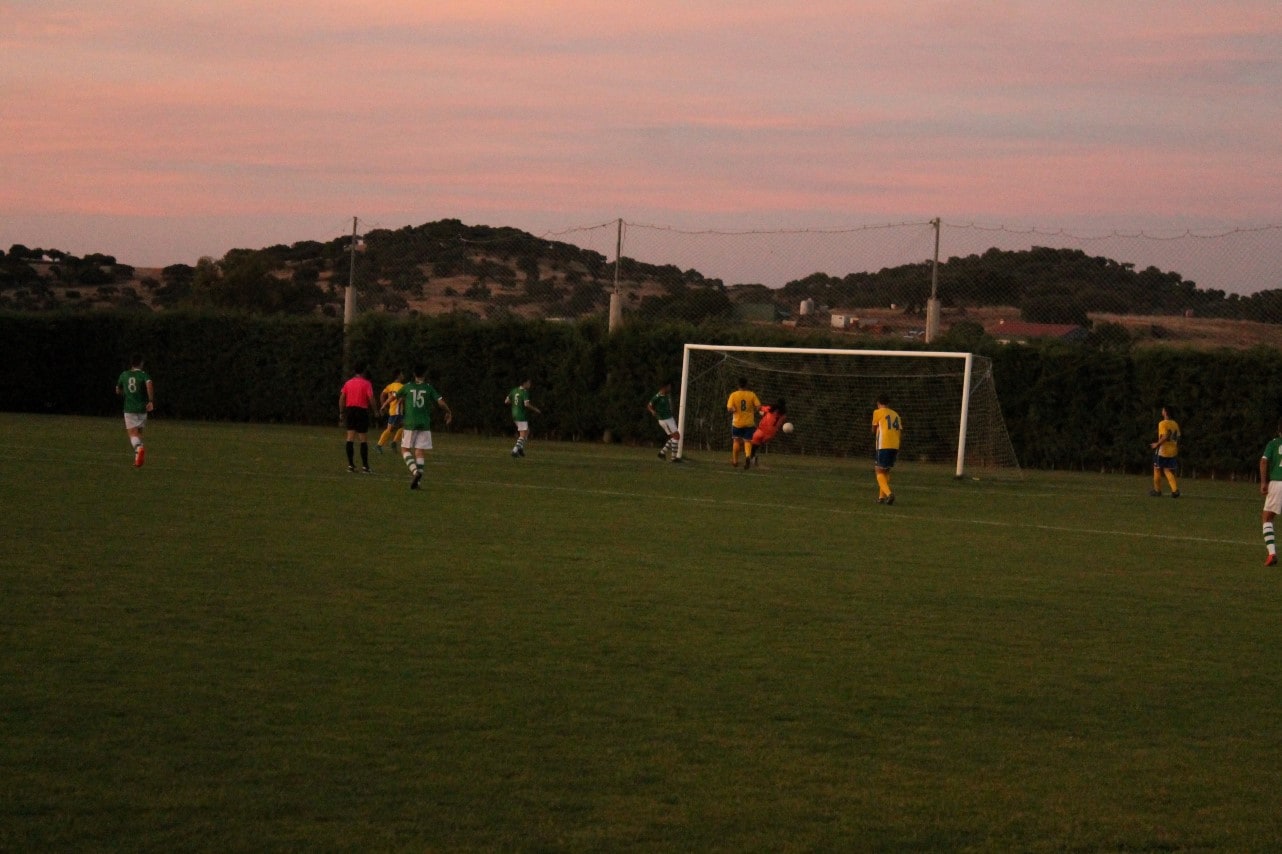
[2,413,1281,851]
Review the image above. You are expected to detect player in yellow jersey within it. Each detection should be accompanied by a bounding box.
[726,377,762,470]
[871,394,902,504]
[376,371,406,453]
[1149,405,1181,498]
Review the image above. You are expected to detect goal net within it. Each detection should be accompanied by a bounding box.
[677,344,1021,477]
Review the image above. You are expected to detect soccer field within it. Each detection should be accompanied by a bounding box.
[2,413,1280,851]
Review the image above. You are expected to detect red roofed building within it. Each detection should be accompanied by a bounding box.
[986,319,1088,344]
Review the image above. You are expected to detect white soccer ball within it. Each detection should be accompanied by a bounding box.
[782,422,794,434]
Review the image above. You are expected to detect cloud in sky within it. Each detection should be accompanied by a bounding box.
[1,0,1279,269]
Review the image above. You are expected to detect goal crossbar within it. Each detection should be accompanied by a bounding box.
[678,344,997,477]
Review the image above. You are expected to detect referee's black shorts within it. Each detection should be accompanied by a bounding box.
[344,406,371,433]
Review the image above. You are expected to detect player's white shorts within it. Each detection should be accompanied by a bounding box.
[1265,480,1282,515]
[124,413,147,430]
[401,430,433,451]
[657,417,677,435]
[514,420,529,433]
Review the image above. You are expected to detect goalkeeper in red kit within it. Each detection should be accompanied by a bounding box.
[747,399,789,468]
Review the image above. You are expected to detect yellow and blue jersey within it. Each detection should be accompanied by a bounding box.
[872,405,902,450]
[727,390,761,429]
[382,382,404,416]
[1155,418,1179,458]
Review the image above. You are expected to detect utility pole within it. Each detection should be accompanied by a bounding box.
[926,217,941,344]
[608,218,624,333]
[343,216,358,370]
[604,218,625,444]
[343,216,358,328]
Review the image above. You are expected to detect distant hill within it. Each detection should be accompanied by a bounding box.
[5,219,1282,349]
[1,220,740,323]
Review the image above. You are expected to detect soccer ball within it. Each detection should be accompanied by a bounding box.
[782,422,794,434]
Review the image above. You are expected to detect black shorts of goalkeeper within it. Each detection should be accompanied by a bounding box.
[874,448,898,469]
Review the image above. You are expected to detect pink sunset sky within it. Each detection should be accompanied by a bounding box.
[2,0,1279,286]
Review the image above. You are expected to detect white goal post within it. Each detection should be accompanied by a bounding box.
[676,344,1020,477]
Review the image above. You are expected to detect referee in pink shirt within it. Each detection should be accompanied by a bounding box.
[339,364,378,473]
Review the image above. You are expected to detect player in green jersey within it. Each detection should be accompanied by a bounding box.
[646,381,682,462]
[395,366,452,490]
[505,378,541,458]
[1259,419,1282,566]
[115,354,155,468]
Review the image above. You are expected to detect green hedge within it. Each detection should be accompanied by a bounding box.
[0,311,341,422]
[987,342,1282,476]
[2,310,1278,476]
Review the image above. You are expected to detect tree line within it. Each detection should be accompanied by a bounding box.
[780,246,1282,325]
[1,308,1278,477]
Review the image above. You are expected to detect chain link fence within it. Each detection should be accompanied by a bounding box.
[9,219,1276,351]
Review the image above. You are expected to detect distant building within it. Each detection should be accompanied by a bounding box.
[987,319,1088,344]
[732,302,783,323]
